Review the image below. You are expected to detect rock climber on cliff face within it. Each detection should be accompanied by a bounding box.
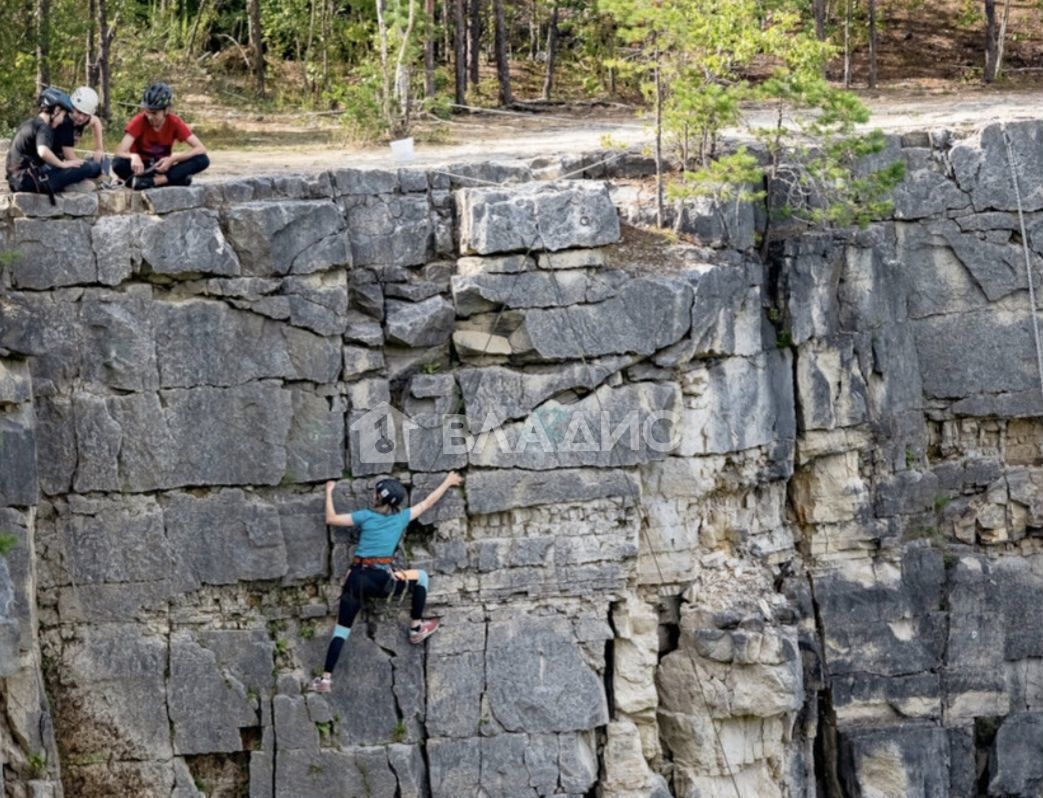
[112,81,210,190]
[309,471,464,694]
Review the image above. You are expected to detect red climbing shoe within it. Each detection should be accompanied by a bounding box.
[308,676,332,694]
[409,618,440,645]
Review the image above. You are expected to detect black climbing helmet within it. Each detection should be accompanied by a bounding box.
[141,82,173,110]
[374,478,407,508]
[38,87,74,113]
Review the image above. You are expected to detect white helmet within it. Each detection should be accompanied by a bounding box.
[70,86,99,115]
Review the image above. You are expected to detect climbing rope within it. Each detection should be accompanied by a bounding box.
[430,146,644,188]
[1002,126,1043,409]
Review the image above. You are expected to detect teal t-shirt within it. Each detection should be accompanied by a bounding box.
[351,508,412,557]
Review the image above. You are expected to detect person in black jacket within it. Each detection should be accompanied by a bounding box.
[6,88,102,196]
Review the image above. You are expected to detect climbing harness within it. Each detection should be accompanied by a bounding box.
[1002,125,1043,408]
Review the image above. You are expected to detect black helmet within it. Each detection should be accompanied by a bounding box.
[374,478,407,508]
[141,82,173,110]
[38,87,74,113]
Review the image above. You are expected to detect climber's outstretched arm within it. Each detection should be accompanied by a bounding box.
[325,481,355,527]
[409,471,464,521]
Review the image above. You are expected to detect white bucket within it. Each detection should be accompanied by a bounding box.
[389,137,415,163]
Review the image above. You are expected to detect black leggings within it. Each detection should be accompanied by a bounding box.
[322,566,428,674]
[7,160,101,194]
[113,153,210,185]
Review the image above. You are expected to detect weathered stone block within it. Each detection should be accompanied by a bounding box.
[224,200,350,276]
[469,381,680,469]
[345,195,431,266]
[59,624,172,759]
[72,383,293,491]
[0,402,38,507]
[839,724,950,798]
[11,191,98,218]
[486,615,608,732]
[285,389,345,482]
[428,738,481,798]
[680,350,795,457]
[386,296,455,347]
[142,185,206,214]
[333,167,399,195]
[914,308,1043,415]
[675,193,756,250]
[457,356,629,433]
[522,276,692,359]
[140,210,240,276]
[169,632,257,754]
[466,467,639,514]
[155,300,341,388]
[457,181,620,255]
[951,121,1043,212]
[11,218,94,288]
[162,490,288,584]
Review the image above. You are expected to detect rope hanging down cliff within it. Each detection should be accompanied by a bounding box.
[1001,126,1043,409]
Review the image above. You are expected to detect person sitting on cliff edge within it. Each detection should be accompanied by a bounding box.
[6,88,103,197]
[309,471,463,694]
[112,82,209,190]
[57,87,106,174]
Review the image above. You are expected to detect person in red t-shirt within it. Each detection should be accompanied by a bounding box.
[113,82,210,190]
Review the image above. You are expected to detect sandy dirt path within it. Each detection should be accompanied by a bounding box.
[195,87,1043,181]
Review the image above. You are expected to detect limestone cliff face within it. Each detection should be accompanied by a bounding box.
[1,121,1043,798]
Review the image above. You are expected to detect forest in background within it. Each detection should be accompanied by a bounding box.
[4,0,1042,240]
[3,0,1043,139]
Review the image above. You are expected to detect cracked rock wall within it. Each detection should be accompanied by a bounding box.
[2,120,1043,798]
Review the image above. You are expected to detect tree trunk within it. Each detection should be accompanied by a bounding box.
[469,0,481,86]
[996,0,1012,78]
[393,0,418,133]
[984,0,998,82]
[541,3,558,101]
[376,0,393,129]
[868,0,877,88]
[322,0,332,94]
[305,0,317,95]
[843,0,851,87]
[443,0,451,64]
[529,0,538,59]
[813,0,827,40]
[247,0,265,96]
[35,0,50,94]
[87,0,98,86]
[493,0,512,106]
[425,0,436,98]
[454,0,467,104]
[98,0,113,120]
[654,46,664,229]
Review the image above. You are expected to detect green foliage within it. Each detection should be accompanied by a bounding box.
[28,752,47,778]
[391,719,407,742]
[0,533,18,558]
[601,0,904,244]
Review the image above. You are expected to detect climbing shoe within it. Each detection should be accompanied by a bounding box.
[130,174,154,190]
[409,618,440,645]
[308,676,332,694]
